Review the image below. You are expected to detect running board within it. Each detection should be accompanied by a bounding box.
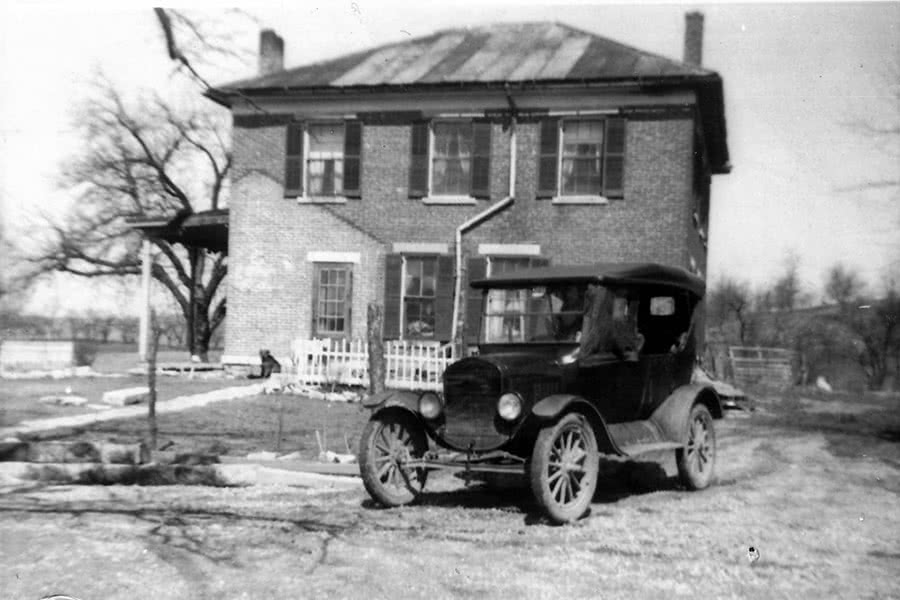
[607,420,682,457]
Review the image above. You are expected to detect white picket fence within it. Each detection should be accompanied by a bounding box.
[289,338,456,391]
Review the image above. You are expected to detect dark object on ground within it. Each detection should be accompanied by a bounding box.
[249,349,281,379]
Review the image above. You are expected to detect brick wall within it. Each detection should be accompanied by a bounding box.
[225,113,704,359]
[225,170,385,362]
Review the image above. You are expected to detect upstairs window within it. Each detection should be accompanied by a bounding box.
[537,117,626,201]
[432,123,472,196]
[307,123,344,196]
[409,121,491,202]
[284,121,362,199]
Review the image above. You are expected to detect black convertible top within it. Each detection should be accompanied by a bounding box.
[470,262,705,297]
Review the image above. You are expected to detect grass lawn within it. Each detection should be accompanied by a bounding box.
[39,393,371,460]
[0,376,237,427]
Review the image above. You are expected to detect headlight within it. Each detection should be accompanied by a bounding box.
[418,392,443,420]
[497,392,523,421]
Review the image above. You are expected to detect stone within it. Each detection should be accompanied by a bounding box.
[246,451,278,461]
[38,394,88,406]
[815,376,833,393]
[102,386,150,406]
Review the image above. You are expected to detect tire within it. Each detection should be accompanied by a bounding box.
[676,404,716,490]
[359,410,429,507]
[529,412,600,524]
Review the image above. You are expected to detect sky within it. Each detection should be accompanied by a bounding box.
[0,0,898,316]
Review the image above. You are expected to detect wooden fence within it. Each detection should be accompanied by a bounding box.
[728,346,795,388]
[290,338,456,391]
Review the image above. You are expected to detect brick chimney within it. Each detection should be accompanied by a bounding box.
[259,29,284,76]
[683,12,704,67]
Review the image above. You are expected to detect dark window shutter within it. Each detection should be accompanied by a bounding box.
[409,122,429,198]
[285,122,304,197]
[470,122,492,199]
[603,118,626,198]
[343,121,362,198]
[537,118,559,198]
[383,254,403,339]
[465,257,488,344]
[433,255,455,341]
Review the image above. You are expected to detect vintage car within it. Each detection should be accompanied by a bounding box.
[359,262,723,523]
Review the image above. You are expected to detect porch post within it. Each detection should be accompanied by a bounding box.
[138,240,152,361]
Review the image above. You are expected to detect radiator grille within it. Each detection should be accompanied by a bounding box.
[441,360,505,451]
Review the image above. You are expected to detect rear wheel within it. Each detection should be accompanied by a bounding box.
[529,412,600,524]
[359,410,428,507]
[676,404,716,490]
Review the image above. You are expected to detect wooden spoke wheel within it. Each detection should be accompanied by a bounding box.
[529,412,600,524]
[359,410,429,507]
[676,404,716,490]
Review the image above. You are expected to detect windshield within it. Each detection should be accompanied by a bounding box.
[481,284,586,343]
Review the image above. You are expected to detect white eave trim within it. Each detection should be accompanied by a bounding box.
[478,243,542,256]
[306,251,361,264]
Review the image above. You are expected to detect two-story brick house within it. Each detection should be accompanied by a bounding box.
[208,15,730,366]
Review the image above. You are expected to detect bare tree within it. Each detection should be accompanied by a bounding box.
[28,79,230,360]
[154,8,257,95]
[821,264,900,390]
[824,263,865,307]
[707,278,755,345]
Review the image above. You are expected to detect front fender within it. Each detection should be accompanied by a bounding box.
[532,394,622,455]
[362,389,421,414]
[650,383,722,445]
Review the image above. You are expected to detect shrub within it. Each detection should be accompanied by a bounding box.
[73,340,98,367]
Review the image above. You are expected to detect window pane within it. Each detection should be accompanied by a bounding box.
[308,123,344,155]
[405,259,422,296]
[405,298,435,338]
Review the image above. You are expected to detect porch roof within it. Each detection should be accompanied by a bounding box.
[126,209,229,254]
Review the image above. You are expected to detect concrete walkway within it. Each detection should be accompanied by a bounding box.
[1,384,264,438]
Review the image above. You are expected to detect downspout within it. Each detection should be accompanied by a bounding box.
[450,114,517,348]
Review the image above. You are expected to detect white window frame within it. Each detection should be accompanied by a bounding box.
[422,120,478,205]
[551,118,611,206]
[298,121,349,205]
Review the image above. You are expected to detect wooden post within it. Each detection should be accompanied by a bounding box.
[147,310,159,451]
[138,240,151,361]
[367,303,385,394]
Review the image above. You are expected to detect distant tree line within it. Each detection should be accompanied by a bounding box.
[0,310,224,350]
[707,259,900,391]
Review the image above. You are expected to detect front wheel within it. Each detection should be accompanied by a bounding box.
[676,404,716,490]
[359,410,429,507]
[529,412,600,524]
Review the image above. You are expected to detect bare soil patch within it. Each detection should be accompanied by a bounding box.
[1,389,898,599]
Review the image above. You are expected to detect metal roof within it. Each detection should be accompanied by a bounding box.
[221,22,711,90]
[470,262,706,297]
[211,22,730,174]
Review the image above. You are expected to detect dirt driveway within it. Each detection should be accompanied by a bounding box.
[1,391,898,599]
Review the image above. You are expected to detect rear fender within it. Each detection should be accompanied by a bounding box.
[650,383,722,445]
[362,389,421,416]
[532,394,622,455]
